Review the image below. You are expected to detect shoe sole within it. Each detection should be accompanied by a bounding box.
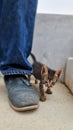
[9,101,39,111]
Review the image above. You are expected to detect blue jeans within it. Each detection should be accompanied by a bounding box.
[0,0,38,75]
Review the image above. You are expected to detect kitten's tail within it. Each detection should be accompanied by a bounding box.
[30,53,37,63]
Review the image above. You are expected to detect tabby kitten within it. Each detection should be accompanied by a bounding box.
[29,53,62,101]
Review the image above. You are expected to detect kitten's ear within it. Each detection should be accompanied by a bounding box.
[56,68,62,77]
[41,65,48,75]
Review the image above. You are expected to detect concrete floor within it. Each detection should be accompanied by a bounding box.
[0,76,73,130]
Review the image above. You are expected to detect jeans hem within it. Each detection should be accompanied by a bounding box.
[1,69,33,76]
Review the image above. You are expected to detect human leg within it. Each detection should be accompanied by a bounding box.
[0,0,39,111]
[0,0,38,75]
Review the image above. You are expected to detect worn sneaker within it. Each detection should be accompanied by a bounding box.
[4,75,39,111]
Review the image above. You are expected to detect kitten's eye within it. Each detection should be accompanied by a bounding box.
[45,80,48,83]
[51,79,56,85]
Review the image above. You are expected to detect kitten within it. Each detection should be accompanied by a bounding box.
[29,53,62,101]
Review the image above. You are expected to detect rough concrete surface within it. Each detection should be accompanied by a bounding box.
[0,76,73,130]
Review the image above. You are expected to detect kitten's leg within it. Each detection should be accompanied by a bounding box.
[39,82,46,101]
[35,79,38,84]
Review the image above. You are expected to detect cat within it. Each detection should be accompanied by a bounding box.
[29,53,62,101]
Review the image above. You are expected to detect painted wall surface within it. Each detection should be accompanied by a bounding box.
[37,0,73,15]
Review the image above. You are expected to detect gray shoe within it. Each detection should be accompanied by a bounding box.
[4,75,39,111]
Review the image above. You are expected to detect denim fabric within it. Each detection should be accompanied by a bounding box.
[0,0,38,75]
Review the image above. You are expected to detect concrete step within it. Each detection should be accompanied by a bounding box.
[65,57,73,94]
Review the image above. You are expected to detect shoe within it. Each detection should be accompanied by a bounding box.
[4,75,39,111]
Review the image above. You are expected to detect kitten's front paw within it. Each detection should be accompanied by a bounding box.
[40,95,46,101]
[46,89,52,94]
